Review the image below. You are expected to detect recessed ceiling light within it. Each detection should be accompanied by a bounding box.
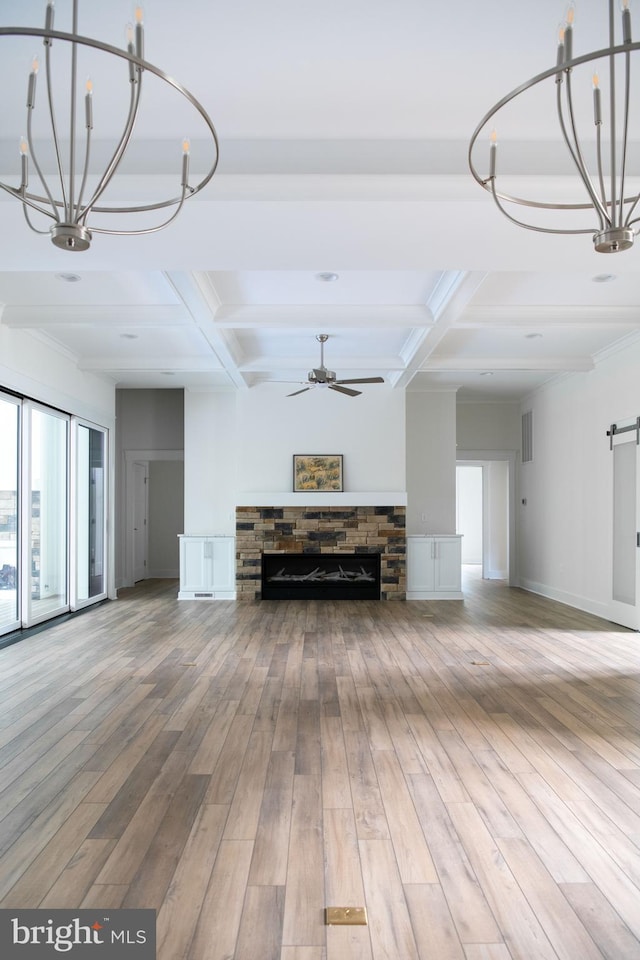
[120,333,138,340]
[592,273,616,283]
[55,272,81,282]
[525,333,543,339]
[316,272,339,282]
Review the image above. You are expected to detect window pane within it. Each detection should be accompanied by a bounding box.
[0,396,19,633]
[29,407,68,622]
[77,424,106,601]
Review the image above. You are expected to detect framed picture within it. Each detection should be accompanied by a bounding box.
[293,454,343,492]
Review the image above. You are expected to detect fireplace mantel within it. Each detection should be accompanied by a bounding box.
[236,492,407,507]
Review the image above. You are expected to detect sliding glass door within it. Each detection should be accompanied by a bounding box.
[0,395,20,635]
[25,403,69,626]
[0,391,109,639]
[74,421,107,607]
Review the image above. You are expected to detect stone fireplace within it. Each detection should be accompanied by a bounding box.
[236,504,406,600]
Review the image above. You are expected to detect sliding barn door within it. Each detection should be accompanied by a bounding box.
[609,420,640,630]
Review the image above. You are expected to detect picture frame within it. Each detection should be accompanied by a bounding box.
[293,454,343,492]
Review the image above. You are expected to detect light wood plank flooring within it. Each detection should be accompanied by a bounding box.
[1,570,640,959]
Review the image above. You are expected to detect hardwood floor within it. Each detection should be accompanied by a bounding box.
[1,570,640,959]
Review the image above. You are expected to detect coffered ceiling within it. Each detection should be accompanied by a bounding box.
[2,0,640,402]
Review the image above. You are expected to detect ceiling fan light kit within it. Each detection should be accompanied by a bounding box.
[285,335,384,398]
[469,0,640,253]
[0,0,219,251]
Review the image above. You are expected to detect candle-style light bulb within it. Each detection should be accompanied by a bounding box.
[125,22,138,82]
[621,0,632,43]
[593,73,602,125]
[556,22,566,70]
[85,77,94,129]
[19,137,28,188]
[489,129,497,178]
[27,56,39,108]
[134,6,144,60]
[44,1,55,43]
[564,2,575,63]
[181,138,190,187]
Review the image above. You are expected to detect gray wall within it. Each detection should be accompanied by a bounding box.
[115,389,184,587]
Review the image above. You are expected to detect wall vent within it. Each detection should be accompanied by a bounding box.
[522,410,533,463]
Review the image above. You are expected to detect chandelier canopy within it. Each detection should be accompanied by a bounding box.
[0,1,219,251]
[469,0,640,253]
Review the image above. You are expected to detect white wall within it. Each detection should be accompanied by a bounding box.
[0,325,114,426]
[518,336,640,620]
[406,390,457,534]
[184,385,406,533]
[184,391,238,535]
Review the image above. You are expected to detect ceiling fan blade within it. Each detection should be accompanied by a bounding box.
[329,384,361,397]
[334,377,385,385]
[287,387,312,397]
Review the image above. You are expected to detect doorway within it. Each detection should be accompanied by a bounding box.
[124,450,184,588]
[456,465,483,570]
[457,454,513,583]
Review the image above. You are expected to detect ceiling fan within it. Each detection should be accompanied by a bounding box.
[286,334,384,397]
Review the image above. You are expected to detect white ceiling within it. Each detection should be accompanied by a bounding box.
[1,0,640,402]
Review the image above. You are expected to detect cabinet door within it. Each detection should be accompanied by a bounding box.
[407,539,436,591]
[212,538,235,591]
[434,538,462,592]
[181,538,211,591]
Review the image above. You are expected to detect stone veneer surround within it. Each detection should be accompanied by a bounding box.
[236,505,406,600]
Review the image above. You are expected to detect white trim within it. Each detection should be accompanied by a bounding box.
[519,577,616,625]
[236,491,407,507]
[407,590,464,600]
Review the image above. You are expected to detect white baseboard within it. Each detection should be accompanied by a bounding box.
[178,590,236,600]
[518,577,610,621]
[406,590,464,600]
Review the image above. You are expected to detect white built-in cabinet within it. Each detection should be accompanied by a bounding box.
[178,536,236,599]
[406,535,463,599]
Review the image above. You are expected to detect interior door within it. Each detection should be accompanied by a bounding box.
[609,425,640,630]
[133,461,148,583]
